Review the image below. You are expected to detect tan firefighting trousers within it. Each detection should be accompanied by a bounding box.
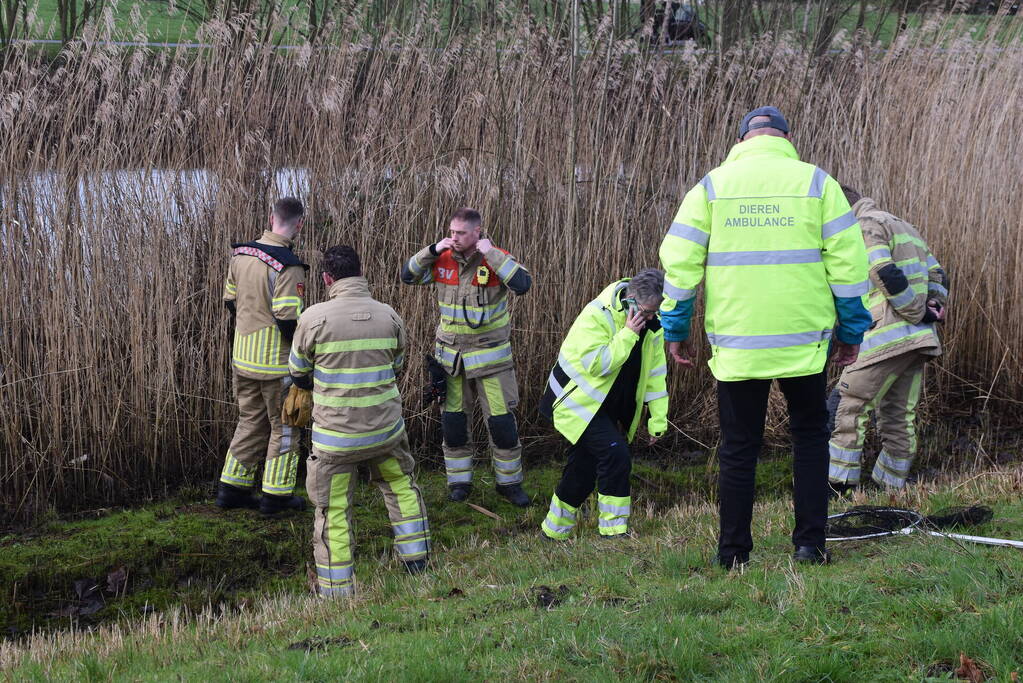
[220,375,301,495]
[442,367,523,487]
[829,352,927,488]
[306,432,431,597]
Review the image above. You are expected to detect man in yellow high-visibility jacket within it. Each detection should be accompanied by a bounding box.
[658,107,872,568]
[538,269,669,540]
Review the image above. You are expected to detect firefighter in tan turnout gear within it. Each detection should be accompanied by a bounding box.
[829,187,949,493]
[290,246,431,597]
[216,197,308,515]
[401,208,532,507]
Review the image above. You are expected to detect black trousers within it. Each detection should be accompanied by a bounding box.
[555,411,631,507]
[716,371,829,560]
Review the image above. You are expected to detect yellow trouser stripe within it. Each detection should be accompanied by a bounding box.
[378,457,420,518]
[444,374,464,412]
[482,376,507,415]
[327,473,353,563]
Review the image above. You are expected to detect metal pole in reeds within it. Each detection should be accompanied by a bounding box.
[568,0,579,280]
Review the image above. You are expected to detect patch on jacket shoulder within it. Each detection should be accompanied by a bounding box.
[351,312,372,321]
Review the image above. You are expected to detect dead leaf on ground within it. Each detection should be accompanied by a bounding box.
[955,653,986,682]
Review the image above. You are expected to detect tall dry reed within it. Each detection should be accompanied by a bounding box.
[2,12,1021,522]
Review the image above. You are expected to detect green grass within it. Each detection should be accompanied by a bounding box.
[10,0,1022,47]
[23,0,201,43]
[0,455,792,636]
[3,458,1023,680]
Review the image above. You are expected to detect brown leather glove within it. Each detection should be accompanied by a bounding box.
[282,385,313,427]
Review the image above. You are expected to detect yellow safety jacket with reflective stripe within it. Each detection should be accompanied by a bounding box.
[223,231,306,379]
[289,277,407,459]
[850,197,946,369]
[659,135,870,381]
[546,280,669,445]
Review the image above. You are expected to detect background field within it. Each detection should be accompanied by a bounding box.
[1,5,1023,524]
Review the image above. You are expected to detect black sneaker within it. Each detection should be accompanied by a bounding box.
[403,559,428,575]
[716,553,749,570]
[495,483,530,507]
[260,493,306,515]
[448,484,471,502]
[215,483,259,510]
[793,546,831,565]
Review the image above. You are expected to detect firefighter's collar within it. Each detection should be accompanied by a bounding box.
[260,230,294,248]
[451,247,483,265]
[328,276,371,299]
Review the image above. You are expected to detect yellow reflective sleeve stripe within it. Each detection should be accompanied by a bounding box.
[289,348,312,373]
[890,232,929,250]
[867,245,892,264]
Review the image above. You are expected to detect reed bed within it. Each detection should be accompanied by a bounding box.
[2,13,1021,522]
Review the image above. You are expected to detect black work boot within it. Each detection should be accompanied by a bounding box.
[495,483,530,508]
[215,482,259,510]
[260,493,306,515]
[448,484,471,502]
[793,546,831,565]
[403,558,428,575]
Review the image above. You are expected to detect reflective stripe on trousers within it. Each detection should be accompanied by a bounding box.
[827,442,864,484]
[374,457,431,561]
[541,494,578,540]
[597,493,630,536]
[316,562,355,596]
[220,450,256,487]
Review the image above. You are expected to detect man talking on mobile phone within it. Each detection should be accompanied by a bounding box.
[538,269,669,541]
